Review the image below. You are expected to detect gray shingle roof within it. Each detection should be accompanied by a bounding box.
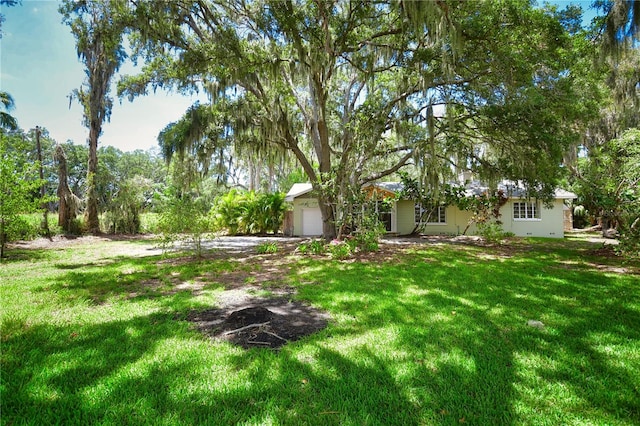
[285,181,576,201]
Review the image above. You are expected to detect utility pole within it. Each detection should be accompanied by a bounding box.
[35,126,51,239]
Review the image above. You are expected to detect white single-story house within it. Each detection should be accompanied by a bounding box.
[284,181,576,238]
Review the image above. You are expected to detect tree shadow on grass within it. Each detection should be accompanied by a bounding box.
[42,254,229,307]
[3,310,427,425]
[294,245,640,424]
[2,311,188,424]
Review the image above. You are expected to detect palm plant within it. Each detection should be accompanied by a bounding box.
[0,92,18,131]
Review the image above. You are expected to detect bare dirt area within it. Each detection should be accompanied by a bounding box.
[8,234,163,257]
[186,298,330,350]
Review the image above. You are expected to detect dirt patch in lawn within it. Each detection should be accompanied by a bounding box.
[186,297,330,350]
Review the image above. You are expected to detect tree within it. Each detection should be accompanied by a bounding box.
[573,128,640,256]
[597,0,639,55]
[0,91,18,131]
[0,133,44,258]
[60,0,127,234]
[121,0,581,239]
[54,144,82,234]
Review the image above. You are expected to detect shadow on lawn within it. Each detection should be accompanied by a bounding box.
[295,244,640,424]
[5,239,639,425]
[42,255,230,306]
[3,309,424,424]
[2,311,184,424]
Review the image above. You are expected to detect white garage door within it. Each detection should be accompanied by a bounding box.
[302,208,323,236]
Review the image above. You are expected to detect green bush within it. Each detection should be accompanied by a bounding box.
[158,192,213,257]
[139,213,160,234]
[256,242,278,254]
[213,190,286,235]
[328,239,352,259]
[477,222,510,244]
[297,239,326,255]
[7,215,39,242]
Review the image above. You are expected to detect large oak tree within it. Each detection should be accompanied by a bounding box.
[120,0,581,239]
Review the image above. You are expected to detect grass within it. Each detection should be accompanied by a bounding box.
[1,236,639,425]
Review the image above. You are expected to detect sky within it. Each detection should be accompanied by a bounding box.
[1,1,596,153]
[0,0,207,152]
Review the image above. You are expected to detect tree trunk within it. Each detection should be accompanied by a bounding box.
[55,144,79,233]
[35,127,51,238]
[85,124,100,234]
[0,218,5,259]
[318,194,337,241]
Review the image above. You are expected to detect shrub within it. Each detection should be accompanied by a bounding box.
[477,222,509,244]
[213,190,286,235]
[256,242,278,254]
[157,191,213,257]
[139,213,160,234]
[328,239,352,259]
[297,239,326,255]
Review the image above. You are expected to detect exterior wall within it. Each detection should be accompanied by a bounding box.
[291,196,568,238]
[396,201,476,236]
[396,200,416,235]
[291,196,320,236]
[396,199,567,238]
[502,198,566,238]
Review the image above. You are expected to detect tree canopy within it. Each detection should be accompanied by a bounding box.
[117,0,584,239]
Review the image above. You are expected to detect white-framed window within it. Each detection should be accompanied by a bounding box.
[513,201,539,220]
[415,203,446,224]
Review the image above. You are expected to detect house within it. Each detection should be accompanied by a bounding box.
[284,181,576,238]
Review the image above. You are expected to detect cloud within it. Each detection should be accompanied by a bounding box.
[0,72,17,82]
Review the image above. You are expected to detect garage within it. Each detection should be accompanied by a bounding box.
[302,208,323,236]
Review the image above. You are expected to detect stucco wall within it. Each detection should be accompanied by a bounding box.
[290,196,568,238]
[502,198,566,238]
[291,196,320,236]
[398,199,566,238]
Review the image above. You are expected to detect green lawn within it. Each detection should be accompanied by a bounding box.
[1,236,639,425]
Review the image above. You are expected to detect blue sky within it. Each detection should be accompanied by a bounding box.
[1,1,595,153]
[0,1,206,152]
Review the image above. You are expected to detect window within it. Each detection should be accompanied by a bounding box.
[513,201,539,220]
[415,203,446,224]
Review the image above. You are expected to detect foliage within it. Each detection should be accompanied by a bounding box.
[327,239,352,260]
[104,175,152,234]
[456,190,510,236]
[212,190,286,236]
[572,128,640,257]
[157,189,213,257]
[296,239,326,256]
[476,222,513,244]
[0,135,45,257]
[398,171,465,234]
[350,215,386,253]
[0,91,18,131]
[60,0,128,233]
[120,0,582,239]
[256,242,278,255]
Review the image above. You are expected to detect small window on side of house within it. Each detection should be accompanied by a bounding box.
[513,201,539,220]
[415,203,446,224]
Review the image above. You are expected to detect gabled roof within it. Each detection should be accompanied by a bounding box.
[285,181,576,201]
[364,182,405,193]
[464,181,577,199]
[284,183,313,201]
